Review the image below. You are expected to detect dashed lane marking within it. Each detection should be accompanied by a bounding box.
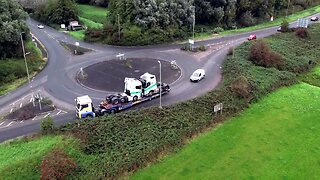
[20,120,24,123]
[0,121,5,126]
[10,108,13,113]
[30,97,33,102]
[56,110,62,115]
[32,116,37,121]
[44,113,50,118]
[6,121,14,127]
[20,103,22,108]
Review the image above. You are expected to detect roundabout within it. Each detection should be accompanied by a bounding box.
[77,58,181,92]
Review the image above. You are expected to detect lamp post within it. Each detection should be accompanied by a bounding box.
[157,60,162,109]
[20,32,35,106]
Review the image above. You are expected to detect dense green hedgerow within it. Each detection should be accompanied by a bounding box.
[56,24,320,178]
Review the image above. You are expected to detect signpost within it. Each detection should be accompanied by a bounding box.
[213,103,223,115]
[116,53,125,60]
[188,39,194,51]
[75,42,79,55]
[297,18,308,28]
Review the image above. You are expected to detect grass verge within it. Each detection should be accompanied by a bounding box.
[77,4,108,24]
[300,66,320,87]
[69,30,85,41]
[130,83,320,179]
[0,40,45,96]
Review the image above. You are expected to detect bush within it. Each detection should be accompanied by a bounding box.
[198,45,207,51]
[249,40,283,68]
[295,28,309,38]
[280,20,290,32]
[212,27,224,34]
[84,28,102,42]
[41,116,54,135]
[227,47,234,56]
[230,76,252,105]
[41,148,77,180]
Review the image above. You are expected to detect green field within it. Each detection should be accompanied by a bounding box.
[70,4,108,40]
[300,66,320,88]
[0,136,63,178]
[131,83,320,179]
[77,4,108,24]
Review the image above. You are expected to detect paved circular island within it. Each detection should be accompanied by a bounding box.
[77,58,181,92]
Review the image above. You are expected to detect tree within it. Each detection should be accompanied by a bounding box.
[0,0,28,59]
[48,0,79,25]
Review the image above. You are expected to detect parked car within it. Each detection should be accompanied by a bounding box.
[248,34,257,41]
[277,26,282,32]
[190,69,205,82]
[310,17,319,21]
[37,24,44,29]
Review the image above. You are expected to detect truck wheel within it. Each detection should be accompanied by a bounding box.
[110,109,116,114]
[113,99,119,105]
[149,90,154,96]
[120,97,126,103]
[133,96,138,101]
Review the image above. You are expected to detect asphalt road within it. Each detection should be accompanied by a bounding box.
[0,14,319,143]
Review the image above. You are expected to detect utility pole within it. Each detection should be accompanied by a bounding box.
[192,5,195,41]
[20,32,35,106]
[117,14,121,41]
[286,0,290,17]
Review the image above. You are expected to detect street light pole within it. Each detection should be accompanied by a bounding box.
[21,32,35,106]
[158,60,162,109]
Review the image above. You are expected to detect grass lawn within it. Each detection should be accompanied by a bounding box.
[195,5,320,40]
[0,40,44,96]
[69,30,85,41]
[70,4,107,40]
[0,136,63,179]
[300,66,320,88]
[131,83,320,179]
[77,4,108,24]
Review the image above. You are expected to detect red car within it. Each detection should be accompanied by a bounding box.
[248,34,257,41]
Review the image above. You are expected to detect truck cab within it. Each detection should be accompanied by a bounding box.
[75,95,95,118]
[139,72,158,95]
[124,78,143,101]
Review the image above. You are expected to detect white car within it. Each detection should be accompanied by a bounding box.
[310,17,319,21]
[190,69,205,82]
[37,24,44,29]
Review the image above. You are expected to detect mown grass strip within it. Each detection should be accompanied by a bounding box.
[131,83,320,179]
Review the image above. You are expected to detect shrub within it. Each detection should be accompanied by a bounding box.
[230,76,252,105]
[198,45,206,51]
[41,116,54,135]
[41,148,77,180]
[213,27,224,34]
[249,40,283,68]
[280,20,290,32]
[295,28,309,38]
[84,28,102,42]
[181,44,190,51]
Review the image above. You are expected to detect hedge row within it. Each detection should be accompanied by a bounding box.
[61,24,320,178]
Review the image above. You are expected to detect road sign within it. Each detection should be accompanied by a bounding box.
[116,53,125,60]
[188,39,194,45]
[297,18,308,28]
[75,42,80,46]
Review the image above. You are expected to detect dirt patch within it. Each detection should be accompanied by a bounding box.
[77,58,181,92]
[5,103,55,121]
[59,41,92,55]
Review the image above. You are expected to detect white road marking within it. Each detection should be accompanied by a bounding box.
[20,103,22,108]
[30,97,33,102]
[20,120,24,123]
[6,121,14,127]
[44,113,50,118]
[57,110,62,115]
[0,121,5,126]
[10,108,13,113]
[32,116,37,121]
